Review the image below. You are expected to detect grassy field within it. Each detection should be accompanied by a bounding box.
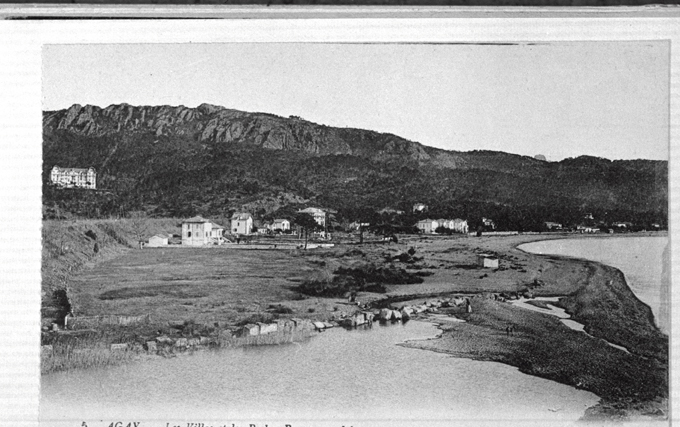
[69,247,321,324]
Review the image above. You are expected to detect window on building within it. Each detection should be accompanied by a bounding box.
[188,231,191,237]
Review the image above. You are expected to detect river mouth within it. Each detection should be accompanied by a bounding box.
[41,320,599,422]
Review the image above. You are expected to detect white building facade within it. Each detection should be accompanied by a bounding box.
[50,166,96,189]
[416,219,438,234]
[147,234,168,247]
[182,216,224,246]
[231,213,253,235]
[272,219,290,231]
[451,218,469,234]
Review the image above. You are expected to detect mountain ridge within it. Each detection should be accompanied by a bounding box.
[42,103,668,230]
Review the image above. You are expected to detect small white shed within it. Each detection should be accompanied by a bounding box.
[477,254,499,269]
[147,234,169,247]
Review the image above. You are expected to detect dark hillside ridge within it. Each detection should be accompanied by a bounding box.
[43,103,667,230]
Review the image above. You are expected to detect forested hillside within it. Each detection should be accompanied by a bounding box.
[43,103,668,230]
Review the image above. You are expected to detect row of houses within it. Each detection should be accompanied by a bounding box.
[147,207,329,247]
[416,218,469,234]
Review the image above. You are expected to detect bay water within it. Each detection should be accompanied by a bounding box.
[518,236,668,334]
[41,320,599,423]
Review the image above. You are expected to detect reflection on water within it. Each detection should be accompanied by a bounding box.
[519,236,668,333]
[41,321,598,422]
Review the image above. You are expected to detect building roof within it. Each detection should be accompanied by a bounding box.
[231,212,252,220]
[298,207,324,214]
[184,216,211,223]
[417,219,436,224]
[452,218,466,222]
[378,208,403,214]
[150,234,168,239]
[51,166,95,173]
[210,222,224,229]
[273,218,289,223]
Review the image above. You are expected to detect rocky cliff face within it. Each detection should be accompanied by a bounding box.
[43,103,441,162]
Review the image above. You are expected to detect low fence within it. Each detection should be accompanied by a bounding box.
[66,314,151,329]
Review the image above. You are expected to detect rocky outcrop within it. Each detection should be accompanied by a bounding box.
[43,103,444,162]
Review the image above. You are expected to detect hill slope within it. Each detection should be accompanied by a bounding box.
[43,103,667,230]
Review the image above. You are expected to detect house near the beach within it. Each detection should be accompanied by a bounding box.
[613,222,633,229]
[348,221,370,231]
[416,219,438,234]
[231,212,253,235]
[576,225,599,234]
[482,217,496,230]
[436,219,450,230]
[182,216,225,245]
[272,219,291,232]
[451,218,469,234]
[544,221,563,230]
[50,166,97,189]
[147,234,168,247]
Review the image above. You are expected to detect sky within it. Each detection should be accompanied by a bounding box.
[43,41,669,161]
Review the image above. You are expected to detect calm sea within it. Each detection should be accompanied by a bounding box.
[519,236,668,334]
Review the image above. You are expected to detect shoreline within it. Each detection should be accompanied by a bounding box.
[41,231,668,421]
[399,236,667,421]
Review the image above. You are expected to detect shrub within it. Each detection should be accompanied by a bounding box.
[268,304,294,314]
[297,263,422,297]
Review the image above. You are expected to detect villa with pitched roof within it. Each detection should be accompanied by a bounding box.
[272,218,290,232]
[231,212,253,235]
[182,216,225,246]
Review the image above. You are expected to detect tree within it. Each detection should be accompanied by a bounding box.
[434,226,450,235]
[369,222,397,242]
[127,211,149,247]
[293,212,322,250]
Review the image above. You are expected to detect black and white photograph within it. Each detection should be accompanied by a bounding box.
[0,12,677,427]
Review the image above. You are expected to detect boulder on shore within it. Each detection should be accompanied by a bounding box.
[379,308,392,321]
